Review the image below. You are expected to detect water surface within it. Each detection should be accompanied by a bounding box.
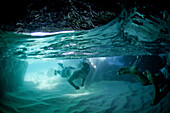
[0,10,169,60]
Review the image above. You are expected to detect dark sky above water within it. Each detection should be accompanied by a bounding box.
[0,0,169,32]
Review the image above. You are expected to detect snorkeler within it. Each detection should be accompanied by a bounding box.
[54,58,91,90]
[117,62,170,106]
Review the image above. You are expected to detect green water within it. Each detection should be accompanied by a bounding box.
[0,11,169,60]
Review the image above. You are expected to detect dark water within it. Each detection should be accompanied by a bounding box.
[0,10,169,60]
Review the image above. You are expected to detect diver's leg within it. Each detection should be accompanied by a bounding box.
[118,66,150,85]
[58,63,64,69]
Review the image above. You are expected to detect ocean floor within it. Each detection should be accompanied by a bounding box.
[0,77,170,113]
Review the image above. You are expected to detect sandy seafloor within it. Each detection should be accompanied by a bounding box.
[0,75,170,113]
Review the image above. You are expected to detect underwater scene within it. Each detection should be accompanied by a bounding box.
[0,10,170,113]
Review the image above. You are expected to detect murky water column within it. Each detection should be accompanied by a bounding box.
[0,58,28,96]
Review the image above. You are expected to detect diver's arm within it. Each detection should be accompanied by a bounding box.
[68,71,80,90]
[145,70,160,105]
[68,78,80,90]
[118,67,150,86]
[135,70,150,86]
[81,78,85,87]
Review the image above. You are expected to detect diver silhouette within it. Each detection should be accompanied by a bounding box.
[118,63,170,106]
[54,58,91,90]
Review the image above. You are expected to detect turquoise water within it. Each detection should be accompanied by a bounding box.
[0,11,169,60]
[0,10,170,113]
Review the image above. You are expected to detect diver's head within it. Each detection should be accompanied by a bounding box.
[82,58,89,63]
[81,58,89,68]
[82,62,87,68]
